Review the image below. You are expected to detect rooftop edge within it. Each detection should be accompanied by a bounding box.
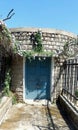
[9,27,77,38]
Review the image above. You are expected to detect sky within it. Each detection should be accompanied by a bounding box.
[0,0,78,34]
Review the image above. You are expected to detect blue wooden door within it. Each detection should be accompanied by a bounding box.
[25,57,51,100]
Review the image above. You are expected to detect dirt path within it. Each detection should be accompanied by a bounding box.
[0,103,75,130]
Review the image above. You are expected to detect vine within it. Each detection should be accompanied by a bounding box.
[0,20,13,56]
[21,50,54,60]
[0,21,12,44]
[3,69,11,96]
[34,31,42,52]
[31,30,43,52]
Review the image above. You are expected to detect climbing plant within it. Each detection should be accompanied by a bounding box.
[33,30,43,52]
[0,9,15,55]
[0,21,12,44]
[3,69,11,96]
[22,50,54,60]
[0,20,13,56]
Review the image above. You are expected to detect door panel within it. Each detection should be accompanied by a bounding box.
[25,57,51,100]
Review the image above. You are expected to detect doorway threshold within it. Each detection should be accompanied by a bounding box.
[24,99,52,106]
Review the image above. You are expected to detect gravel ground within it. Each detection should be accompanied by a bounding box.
[0,103,76,130]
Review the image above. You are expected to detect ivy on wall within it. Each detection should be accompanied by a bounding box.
[0,21,12,44]
[22,50,54,60]
[3,69,11,96]
[32,30,43,52]
[0,20,13,55]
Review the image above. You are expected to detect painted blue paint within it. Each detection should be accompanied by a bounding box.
[25,57,51,100]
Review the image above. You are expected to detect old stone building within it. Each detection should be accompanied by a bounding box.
[10,28,77,103]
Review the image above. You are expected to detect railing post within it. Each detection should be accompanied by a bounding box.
[76,99,78,106]
[73,97,76,106]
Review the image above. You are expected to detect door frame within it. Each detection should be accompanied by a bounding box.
[23,57,54,104]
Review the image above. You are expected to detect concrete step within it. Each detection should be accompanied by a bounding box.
[0,96,12,125]
[59,95,78,130]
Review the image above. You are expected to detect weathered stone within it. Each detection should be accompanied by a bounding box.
[11,55,23,101]
[20,45,27,50]
[10,28,77,102]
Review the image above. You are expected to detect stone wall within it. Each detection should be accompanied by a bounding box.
[10,28,77,102]
[10,28,77,56]
[11,55,23,101]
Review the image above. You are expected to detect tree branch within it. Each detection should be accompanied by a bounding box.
[3,9,15,21]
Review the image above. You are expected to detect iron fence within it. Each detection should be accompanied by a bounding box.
[62,57,78,107]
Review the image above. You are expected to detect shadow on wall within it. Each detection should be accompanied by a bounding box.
[52,61,64,98]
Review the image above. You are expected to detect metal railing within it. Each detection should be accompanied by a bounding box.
[61,88,78,108]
